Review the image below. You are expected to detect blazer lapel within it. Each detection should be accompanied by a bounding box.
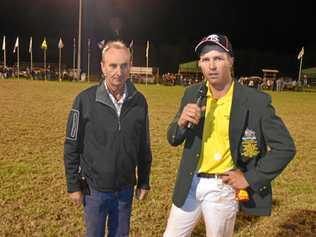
[229,83,248,163]
[200,86,208,118]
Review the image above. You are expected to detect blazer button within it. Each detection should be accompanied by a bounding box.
[190,172,193,176]
[196,153,200,157]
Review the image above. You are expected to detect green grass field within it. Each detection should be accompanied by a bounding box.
[0,79,315,236]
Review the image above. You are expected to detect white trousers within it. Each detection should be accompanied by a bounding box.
[164,175,238,237]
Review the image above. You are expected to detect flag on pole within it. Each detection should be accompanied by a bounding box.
[128,40,134,65]
[29,37,32,53]
[2,36,5,51]
[129,40,134,49]
[88,38,91,49]
[29,37,33,73]
[58,38,64,49]
[297,46,304,60]
[145,40,149,58]
[98,40,105,49]
[13,37,19,53]
[41,38,48,50]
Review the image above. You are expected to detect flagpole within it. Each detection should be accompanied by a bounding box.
[40,38,48,81]
[298,57,303,81]
[4,48,6,69]
[30,37,33,72]
[131,48,133,66]
[87,38,91,83]
[3,47,6,69]
[30,38,33,79]
[30,50,33,77]
[145,40,149,86]
[130,41,134,66]
[17,43,20,80]
[146,54,148,86]
[73,38,76,81]
[44,48,47,81]
[297,47,304,82]
[59,47,62,82]
[3,36,6,69]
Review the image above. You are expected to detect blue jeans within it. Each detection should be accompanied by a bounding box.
[83,187,134,237]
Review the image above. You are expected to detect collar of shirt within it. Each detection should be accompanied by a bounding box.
[206,80,234,105]
[104,81,127,116]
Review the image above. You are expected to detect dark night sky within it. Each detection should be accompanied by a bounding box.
[0,0,315,77]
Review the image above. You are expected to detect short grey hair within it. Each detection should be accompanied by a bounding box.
[101,41,131,61]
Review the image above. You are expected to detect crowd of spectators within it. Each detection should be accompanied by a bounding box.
[238,75,311,91]
[1,66,313,91]
[0,65,81,81]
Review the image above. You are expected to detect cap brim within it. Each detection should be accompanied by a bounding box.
[195,40,229,55]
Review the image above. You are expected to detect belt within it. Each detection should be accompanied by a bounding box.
[196,172,226,179]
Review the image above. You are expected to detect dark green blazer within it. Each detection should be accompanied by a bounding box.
[167,82,295,216]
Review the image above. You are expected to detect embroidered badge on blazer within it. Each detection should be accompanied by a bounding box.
[241,128,259,159]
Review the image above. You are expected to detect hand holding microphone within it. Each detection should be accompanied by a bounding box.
[177,83,207,129]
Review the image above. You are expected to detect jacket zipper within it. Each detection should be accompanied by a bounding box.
[117,114,121,131]
[118,93,136,131]
[97,91,137,131]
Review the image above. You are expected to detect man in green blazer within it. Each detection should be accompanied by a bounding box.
[163,34,296,237]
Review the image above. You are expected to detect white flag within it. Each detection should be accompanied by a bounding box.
[145,40,149,58]
[129,40,134,49]
[29,37,32,53]
[297,46,304,60]
[58,38,64,49]
[2,36,5,51]
[97,39,105,49]
[13,37,19,53]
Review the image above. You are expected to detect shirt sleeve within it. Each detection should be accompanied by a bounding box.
[64,95,85,193]
[167,88,189,146]
[137,101,152,190]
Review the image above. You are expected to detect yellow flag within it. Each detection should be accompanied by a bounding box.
[41,38,48,50]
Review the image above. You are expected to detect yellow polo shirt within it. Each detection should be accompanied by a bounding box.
[197,81,235,173]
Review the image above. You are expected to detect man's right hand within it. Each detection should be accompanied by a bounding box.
[178,103,204,128]
[69,191,83,207]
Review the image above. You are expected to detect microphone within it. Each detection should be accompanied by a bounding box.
[187,82,207,129]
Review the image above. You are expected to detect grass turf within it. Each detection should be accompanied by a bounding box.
[0,79,315,236]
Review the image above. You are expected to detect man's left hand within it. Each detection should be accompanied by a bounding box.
[135,188,149,201]
[221,169,249,190]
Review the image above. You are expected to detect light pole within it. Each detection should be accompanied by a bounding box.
[77,0,82,81]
